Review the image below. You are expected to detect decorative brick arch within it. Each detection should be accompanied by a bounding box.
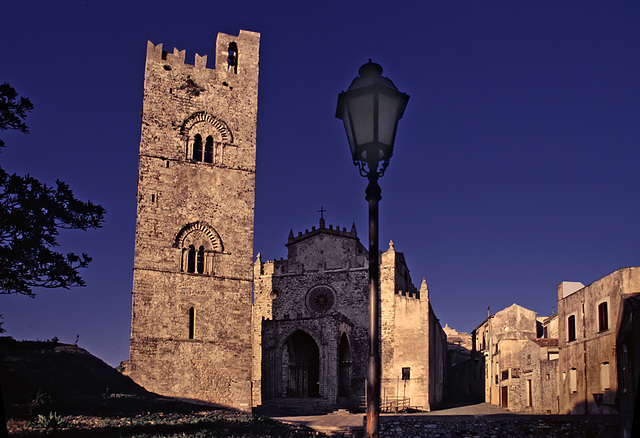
[173,221,224,252]
[180,111,233,143]
[174,222,223,275]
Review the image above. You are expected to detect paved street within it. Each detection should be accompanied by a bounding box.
[275,403,620,437]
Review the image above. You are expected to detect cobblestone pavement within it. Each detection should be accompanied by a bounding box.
[275,403,620,437]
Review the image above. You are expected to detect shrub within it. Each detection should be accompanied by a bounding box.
[33,411,68,430]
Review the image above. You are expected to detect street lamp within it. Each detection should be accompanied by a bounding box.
[336,60,409,437]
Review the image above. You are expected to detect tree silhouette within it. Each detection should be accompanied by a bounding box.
[0,83,105,297]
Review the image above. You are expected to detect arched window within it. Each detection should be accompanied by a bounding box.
[193,134,203,161]
[204,136,214,163]
[187,245,196,273]
[175,222,224,275]
[188,307,195,339]
[197,246,205,274]
[180,112,233,166]
[228,42,238,73]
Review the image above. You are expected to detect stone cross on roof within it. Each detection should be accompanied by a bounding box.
[318,206,326,228]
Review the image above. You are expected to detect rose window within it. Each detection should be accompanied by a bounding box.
[306,286,335,314]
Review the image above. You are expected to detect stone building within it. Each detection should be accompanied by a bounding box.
[125,30,260,411]
[443,324,472,367]
[617,293,640,437]
[557,267,640,415]
[518,338,559,414]
[252,218,446,412]
[471,303,541,409]
[541,314,558,339]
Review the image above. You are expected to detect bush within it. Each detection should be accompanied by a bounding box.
[32,411,68,430]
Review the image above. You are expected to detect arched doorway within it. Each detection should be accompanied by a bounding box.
[283,330,320,397]
[338,333,351,397]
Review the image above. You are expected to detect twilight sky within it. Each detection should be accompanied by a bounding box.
[1,1,638,367]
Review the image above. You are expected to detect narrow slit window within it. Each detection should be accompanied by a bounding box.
[188,307,195,339]
[568,315,576,342]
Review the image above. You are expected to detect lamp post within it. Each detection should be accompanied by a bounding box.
[336,60,409,437]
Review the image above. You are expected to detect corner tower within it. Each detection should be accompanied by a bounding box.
[126,30,260,411]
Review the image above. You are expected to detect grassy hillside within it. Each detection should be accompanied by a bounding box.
[0,338,326,437]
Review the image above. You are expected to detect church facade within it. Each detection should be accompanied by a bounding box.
[252,218,446,411]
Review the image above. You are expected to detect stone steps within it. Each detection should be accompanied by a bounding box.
[255,397,336,416]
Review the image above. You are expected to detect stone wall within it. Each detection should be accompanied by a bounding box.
[472,304,539,410]
[126,30,260,411]
[253,222,446,412]
[253,220,369,409]
[519,339,559,414]
[380,241,446,411]
[557,267,640,415]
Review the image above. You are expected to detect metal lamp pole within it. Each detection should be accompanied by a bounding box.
[365,174,381,436]
[336,60,409,437]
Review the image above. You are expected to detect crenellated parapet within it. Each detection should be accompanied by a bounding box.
[146,41,208,68]
[287,220,358,246]
[381,240,423,300]
[145,29,260,73]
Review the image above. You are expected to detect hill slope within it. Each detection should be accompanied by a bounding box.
[1,337,209,418]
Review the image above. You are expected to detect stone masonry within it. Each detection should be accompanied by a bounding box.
[125,30,260,411]
[253,218,446,412]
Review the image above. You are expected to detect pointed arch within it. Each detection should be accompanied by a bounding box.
[338,333,352,397]
[281,330,320,398]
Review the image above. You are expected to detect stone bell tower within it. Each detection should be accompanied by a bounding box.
[126,30,260,411]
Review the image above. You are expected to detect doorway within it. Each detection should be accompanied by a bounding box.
[284,330,320,397]
[338,333,351,397]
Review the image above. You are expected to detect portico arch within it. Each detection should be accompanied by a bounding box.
[338,333,352,397]
[283,330,320,398]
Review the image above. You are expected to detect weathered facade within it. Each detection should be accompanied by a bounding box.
[252,218,446,412]
[557,267,640,415]
[125,30,260,411]
[617,293,640,437]
[518,338,559,414]
[471,303,542,410]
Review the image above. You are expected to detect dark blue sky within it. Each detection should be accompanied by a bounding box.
[1,1,638,366]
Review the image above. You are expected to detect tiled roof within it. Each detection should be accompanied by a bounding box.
[532,338,559,347]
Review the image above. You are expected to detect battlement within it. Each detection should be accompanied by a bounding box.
[146,29,260,72]
[146,42,209,68]
[287,218,358,246]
